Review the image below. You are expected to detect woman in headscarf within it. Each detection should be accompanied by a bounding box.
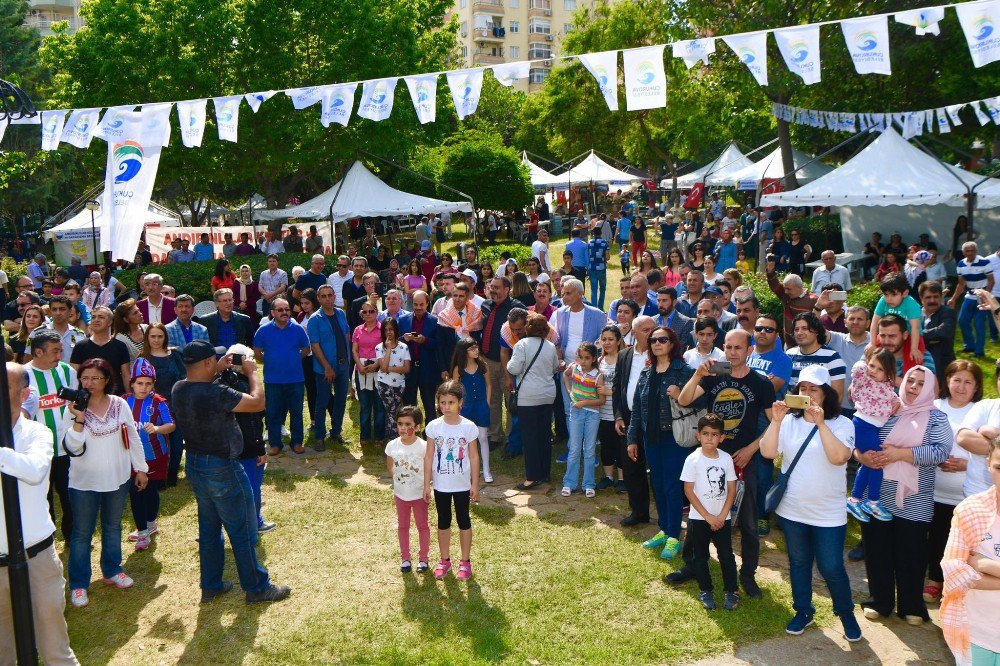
[233,264,261,327]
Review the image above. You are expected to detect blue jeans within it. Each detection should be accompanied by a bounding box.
[313,359,350,440]
[645,433,688,538]
[588,269,607,310]
[356,387,385,442]
[186,453,270,594]
[68,480,130,590]
[265,382,305,450]
[782,518,854,618]
[240,458,264,526]
[563,407,600,491]
[959,297,988,355]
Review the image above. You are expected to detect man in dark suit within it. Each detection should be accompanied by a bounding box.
[920,281,956,381]
[136,273,176,325]
[399,290,441,419]
[197,288,254,348]
[612,316,656,526]
[653,287,692,353]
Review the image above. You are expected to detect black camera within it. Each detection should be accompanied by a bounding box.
[375,282,388,297]
[231,353,245,367]
[57,387,91,411]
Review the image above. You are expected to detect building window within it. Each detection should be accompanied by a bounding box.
[527,45,552,59]
[509,20,519,32]
[529,67,549,84]
[509,45,520,58]
[563,0,576,8]
[460,0,467,7]
[508,0,519,6]
[461,46,468,57]
[461,20,468,36]
[564,23,573,33]
[528,19,550,34]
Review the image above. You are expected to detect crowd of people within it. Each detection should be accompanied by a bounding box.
[2,199,1000,665]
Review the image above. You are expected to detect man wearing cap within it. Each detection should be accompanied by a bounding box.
[172,340,290,604]
[811,251,853,294]
[459,269,485,307]
[254,298,311,455]
[28,253,48,289]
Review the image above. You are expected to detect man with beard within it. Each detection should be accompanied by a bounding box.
[876,314,935,382]
[919,281,955,381]
[785,312,846,401]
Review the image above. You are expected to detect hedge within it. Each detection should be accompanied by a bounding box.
[478,242,533,267]
[1,258,29,281]
[743,270,882,324]
[783,214,844,255]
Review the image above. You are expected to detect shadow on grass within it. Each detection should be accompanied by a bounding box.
[177,595,267,665]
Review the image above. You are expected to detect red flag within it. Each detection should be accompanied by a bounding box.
[683,182,704,210]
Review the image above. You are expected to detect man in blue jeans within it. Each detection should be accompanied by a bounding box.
[171,340,290,604]
[253,297,311,455]
[307,284,352,447]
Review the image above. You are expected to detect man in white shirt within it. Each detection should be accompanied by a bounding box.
[326,255,354,308]
[259,230,285,256]
[811,251,853,294]
[432,273,457,316]
[0,363,79,664]
[459,270,485,307]
[531,228,550,272]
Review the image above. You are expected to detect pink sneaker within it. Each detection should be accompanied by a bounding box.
[134,536,151,551]
[456,560,472,581]
[433,559,452,579]
[102,572,134,589]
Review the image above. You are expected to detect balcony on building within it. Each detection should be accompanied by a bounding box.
[528,0,552,17]
[24,7,82,34]
[472,16,506,41]
[473,49,506,65]
[528,66,550,92]
[472,0,504,12]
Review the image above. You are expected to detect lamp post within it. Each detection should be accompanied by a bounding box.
[85,199,101,266]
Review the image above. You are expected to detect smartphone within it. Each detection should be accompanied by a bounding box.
[231,353,244,366]
[829,291,848,302]
[709,360,732,375]
[785,394,812,409]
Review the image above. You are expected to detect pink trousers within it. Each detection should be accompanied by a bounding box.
[394,496,430,562]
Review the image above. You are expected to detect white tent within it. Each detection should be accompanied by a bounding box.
[256,161,473,221]
[664,142,755,189]
[522,152,558,188]
[535,151,642,187]
[45,198,180,265]
[729,146,834,190]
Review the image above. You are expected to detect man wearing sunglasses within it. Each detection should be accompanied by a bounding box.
[2,277,36,335]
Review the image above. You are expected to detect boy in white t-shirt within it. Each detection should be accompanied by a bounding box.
[423,380,480,581]
[681,413,739,611]
[683,316,725,370]
[385,406,430,574]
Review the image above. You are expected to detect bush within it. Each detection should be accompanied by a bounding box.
[1,257,29,281]
[783,214,844,254]
[478,242,533,268]
[742,272,783,322]
[846,281,882,312]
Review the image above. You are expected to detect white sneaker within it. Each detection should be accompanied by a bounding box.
[483,472,493,483]
[128,528,149,542]
[585,488,596,498]
[102,572,134,589]
[561,487,572,497]
[70,588,89,608]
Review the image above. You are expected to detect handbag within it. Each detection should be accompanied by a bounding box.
[510,338,545,416]
[670,397,704,448]
[764,425,819,515]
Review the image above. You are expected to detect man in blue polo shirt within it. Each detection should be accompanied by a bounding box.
[253,298,311,455]
[194,233,215,262]
[564,229,589,285]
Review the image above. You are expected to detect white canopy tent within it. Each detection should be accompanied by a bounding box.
[664,142,755,189]
[729,146,834,190]
[522,152,558,188]
[535,151,643,187]
[255,161,473,222]
[45,199,179,265]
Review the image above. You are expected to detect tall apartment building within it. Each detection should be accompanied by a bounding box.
[24,0,84,36]
[448,0,601,92]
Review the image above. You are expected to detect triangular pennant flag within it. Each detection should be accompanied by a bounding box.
[40,110,68,151]
[972,100,992,125]
[447,68,485,120]
[774,25,822,85]
[722,32,768,86]
[871,113,885,131]
[924,109,935,132]
[141,103,173,146]
[245,91,276,113]
[984,96,1000,124]
[212,96,242,142]
[94,105,136,141]
[357,78,398,122]
[672,38,716,68]
[841,15,891,75]
[491,61,531,87]
[936,108,952,133]
[0,122,6,146]
[286,86,325,110]
[60,108,101,149]
[403,75,438,124]
[622,45,667,111]
[859,114,870,131]
[10,114,40,125]
[321,83,358,127]
[895,7,945,36]
[176,99,207,148]
[577,50,619,111]
[901,112,920,139]
[956,0,1000,67]
[946,103,964,126]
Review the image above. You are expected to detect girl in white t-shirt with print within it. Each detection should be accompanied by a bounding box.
[385,406,430,574]
[423,380,480,581]
[375,318,411,441]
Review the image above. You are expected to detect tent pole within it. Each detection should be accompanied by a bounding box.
[249,196,257,251]
[327,161,348,259]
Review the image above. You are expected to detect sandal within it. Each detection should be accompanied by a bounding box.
[433,559,451,579]
[515,481,542,491]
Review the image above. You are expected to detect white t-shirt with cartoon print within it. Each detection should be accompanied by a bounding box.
[680,448,736,521]
[384,437,427,502]
[425,416,479,493]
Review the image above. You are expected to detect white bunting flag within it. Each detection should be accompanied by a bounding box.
[403,75,438,124]
[94,106,136,142]
[245,91,276,113]
[774,25,822,85]
[10,114,40,125]
[60,108,100,149]
[357,78,398,122]
[213,96,242,142]
[577,50,619,111]
[0,123,5,146]
[936,108,951,133]
[40,111,68,151]
[176,99,207,148]
[447,69,485,120]
[672,38,716,68]
[321,83,358,127]
[946,103,965,126]
[622,45,667,111]
[286,86,325,110]
[141,103,173,146]
[895,7,945,36]
[972,100,991,125]
[100,110,168,261]
[984,96,1000,124]
[957,0,1000,67]
[722,32,769,86]
[841,16,891,75]
[871,113,886,131]
[491,61,531,87]
[901,112,922,139]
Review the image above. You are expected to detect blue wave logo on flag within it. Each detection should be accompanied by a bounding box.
[855,31,878,51]
[462,75,475,100]
[188,114,198,128]
[254,94,265,103]
[917,12,931,29]
[218,102,236,122]
[974,16,994,40]
[107,117,124,129]
[74,118,90,133]
[738,47,756,64]
[636,62,657,84]
[113,141,143,184]
[331,93,347,108]
[790,41,809,63]
[416,82,430,102]
[370,84,388,104]
[594,65,610,86]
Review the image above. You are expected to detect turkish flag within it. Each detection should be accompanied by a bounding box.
[683,182,704,209]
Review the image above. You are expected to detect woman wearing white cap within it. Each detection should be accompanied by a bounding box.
[760,364,861,641]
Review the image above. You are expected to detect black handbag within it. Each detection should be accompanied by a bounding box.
[510,338,545,416]
[764,425,818,515]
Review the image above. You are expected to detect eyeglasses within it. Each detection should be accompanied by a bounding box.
[754,326,777,334]
[648,336,671,345]
[361,309,377,314]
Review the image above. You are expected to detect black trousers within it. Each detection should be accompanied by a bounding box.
[552,376,568,440]
[618,417,650,520]
[688,519,738,594]
[519,404,553,483]
[597,419,621,468]
[47,454,72,541]
[926,502,956,583]
[861,515,930,620]
[404,362,440,422]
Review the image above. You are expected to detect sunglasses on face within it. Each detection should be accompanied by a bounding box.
[648,336,671,345]
[361,309,377,314]
[754,326,777,334]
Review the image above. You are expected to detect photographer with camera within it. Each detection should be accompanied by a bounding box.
[62,358,148,609]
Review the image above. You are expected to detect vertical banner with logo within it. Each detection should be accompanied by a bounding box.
[357,78,398,122]
[40,111,67,151]
[245,91,276,113]
[176,99,207,148]
[321,83,358,127]
[774,25,822,84]
[491,61,530,87]
[672,38,716,68]
[841,15,891,75]
[446,68,485,120]
[622,45,666,111]
[213,96,242,142]
[99,109,168,261]
[403,74,438,124]
[722,32,769,86]
[577,50,619,111]
[895,7,945,36]
[60,108,100,149]
[286,86,325,110]
[957,0,1000,67]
